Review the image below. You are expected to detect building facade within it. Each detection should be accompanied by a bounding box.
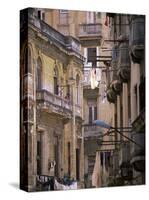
[104,13,145,186]
[20,8,84,191]
[20,8,145,191]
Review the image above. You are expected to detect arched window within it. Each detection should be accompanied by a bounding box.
[54,66,59,95]
[36,57,42,90]
[76,74,80,104]
[24,47,32,74]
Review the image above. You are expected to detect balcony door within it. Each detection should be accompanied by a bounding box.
[54,136,59,177]
[88,100,97,124]
[24,46,32,75]
[36,57,42,91]
[54,66,59,95]
[76,148,80,181]
[76,74,80,105]
[59,10,69,25]
[37,133,42,175]
[86,12,96,24]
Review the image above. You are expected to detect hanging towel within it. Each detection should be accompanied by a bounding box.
[90,68,98,89]
[92,152,101,187]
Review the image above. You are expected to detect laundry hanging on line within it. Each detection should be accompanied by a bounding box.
[90,68,99,89]
[54,179,77,190]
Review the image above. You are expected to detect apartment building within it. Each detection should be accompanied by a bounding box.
[104,13,145,185]
[20,8,145,191]
[20,8,84,191]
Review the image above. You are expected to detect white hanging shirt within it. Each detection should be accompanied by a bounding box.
[90,68,98,89]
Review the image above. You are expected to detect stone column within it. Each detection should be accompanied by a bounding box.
[80,131,84,187]
[71,82,76,179]
[28,122,36,192]
[21,56,37,191]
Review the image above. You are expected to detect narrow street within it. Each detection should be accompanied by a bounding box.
[20,8,145,191]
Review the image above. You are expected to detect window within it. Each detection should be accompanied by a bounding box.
[68,142,71,176]
[66,85,70,99]
[76,148,80,180]
[36,57,42,90]
[24,47,32,74]
[89,107,92,124]
[120,94,123,140]
[54,66,59,95]
[59,10,69,24]
[100,152,103,166]
[100,152,111,170]
[37,10,45,21]
[87,48,96,63]
[134,84,138,114]
[119,15,122,35]
[94,106,97,120]
[86,12,96,23]
[112,46,119,61]
[76,74,80,104]
[84,48,91,67]
[139,77,145,112]
[88,104,97,124]
[105,152,111,171]
[38,10,41,19]
[54,136,59,177]
[37,134,42,175]
[128,84,131,125]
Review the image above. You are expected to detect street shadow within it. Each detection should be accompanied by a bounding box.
[9,182,19,190]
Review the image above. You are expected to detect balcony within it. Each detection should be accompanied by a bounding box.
[117,43,130,83]
[130,16,145,62]
[83,87,99,98]
[130,132,145,172]
[36,90,72,119]
[78,23,102,46]
[66,36,82,56]
[84,124,102,138]
[27,12,84,61]
[79,23,102,36]
[36,90,82,119]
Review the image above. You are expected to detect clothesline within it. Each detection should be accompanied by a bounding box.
[54,179,77,190]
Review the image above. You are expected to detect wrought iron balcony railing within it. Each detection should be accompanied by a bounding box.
[36,90,82,118]
[28,13,83,60]
[84,124,102,138]
[79,23,102,36]
[36,90,72,115]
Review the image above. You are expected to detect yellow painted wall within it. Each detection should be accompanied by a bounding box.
[39,53,67,96]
